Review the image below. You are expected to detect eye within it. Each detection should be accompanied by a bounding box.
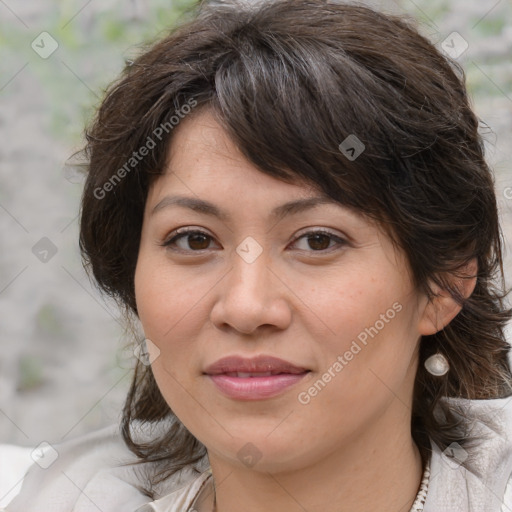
[291,229,347,252]
[161,228,218,252]
[161,227,347,254]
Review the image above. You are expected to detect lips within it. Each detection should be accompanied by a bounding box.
[204,355,310,400]
[203,355,309,376]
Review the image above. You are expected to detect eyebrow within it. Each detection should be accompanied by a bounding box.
[151,194,342,222]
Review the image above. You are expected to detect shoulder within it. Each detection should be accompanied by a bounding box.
[424,395,512,512]
[503,475,512,512]
[4,422,207,512]
[0,444,35,508]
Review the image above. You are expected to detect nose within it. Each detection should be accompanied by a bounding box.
[209,247,292,335]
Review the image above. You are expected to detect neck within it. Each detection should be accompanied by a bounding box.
[206,402,424,512]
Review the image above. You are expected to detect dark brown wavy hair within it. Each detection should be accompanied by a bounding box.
[79,0,512,496]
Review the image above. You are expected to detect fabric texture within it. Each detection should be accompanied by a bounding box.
[0,445,34,507]
[423,396,512,512]
[3,396,512,512]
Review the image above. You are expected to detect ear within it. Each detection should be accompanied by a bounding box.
[418,258,478,336]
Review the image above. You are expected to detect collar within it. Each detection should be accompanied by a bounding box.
[135,469,214,512]
[423,395,512,512]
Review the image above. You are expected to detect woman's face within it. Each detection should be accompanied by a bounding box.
[134,109,433,473]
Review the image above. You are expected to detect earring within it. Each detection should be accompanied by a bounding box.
[424,353,450,376]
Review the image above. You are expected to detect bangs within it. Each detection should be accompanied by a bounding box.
[184,6,451,221]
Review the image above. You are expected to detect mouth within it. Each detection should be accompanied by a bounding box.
[204,355,311,400]
[204,354,309,375]
[221,371,302,377]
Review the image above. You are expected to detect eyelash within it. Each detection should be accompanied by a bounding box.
[160,228,348,254]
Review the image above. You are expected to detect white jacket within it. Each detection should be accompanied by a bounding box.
[3,396,512,512]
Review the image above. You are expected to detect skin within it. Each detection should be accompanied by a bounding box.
[134,108,476,512]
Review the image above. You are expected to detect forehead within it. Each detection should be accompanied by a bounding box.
[148,108,324,205]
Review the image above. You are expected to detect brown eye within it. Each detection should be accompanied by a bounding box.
[162,229,216,252]
[292,230,347,252]
[186,232,211,250]
[306,233,332,250]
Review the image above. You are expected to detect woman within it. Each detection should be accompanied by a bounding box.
[5,0,512,511]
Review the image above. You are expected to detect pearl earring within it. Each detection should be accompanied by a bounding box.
[424,353,450,376]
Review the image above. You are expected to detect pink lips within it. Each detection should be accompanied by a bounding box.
[204,355,310,400]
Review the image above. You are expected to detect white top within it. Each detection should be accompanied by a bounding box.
[3,396,512,512]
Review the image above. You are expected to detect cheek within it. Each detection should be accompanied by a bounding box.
[134,253,222,406]
[134,258,207,423]
[297,269,419,400]
[301,267,408,348]
[135,253,207,340]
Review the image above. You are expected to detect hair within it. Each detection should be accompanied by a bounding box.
[79,0,512,496]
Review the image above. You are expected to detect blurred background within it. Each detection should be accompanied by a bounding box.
[0,0,511,453]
